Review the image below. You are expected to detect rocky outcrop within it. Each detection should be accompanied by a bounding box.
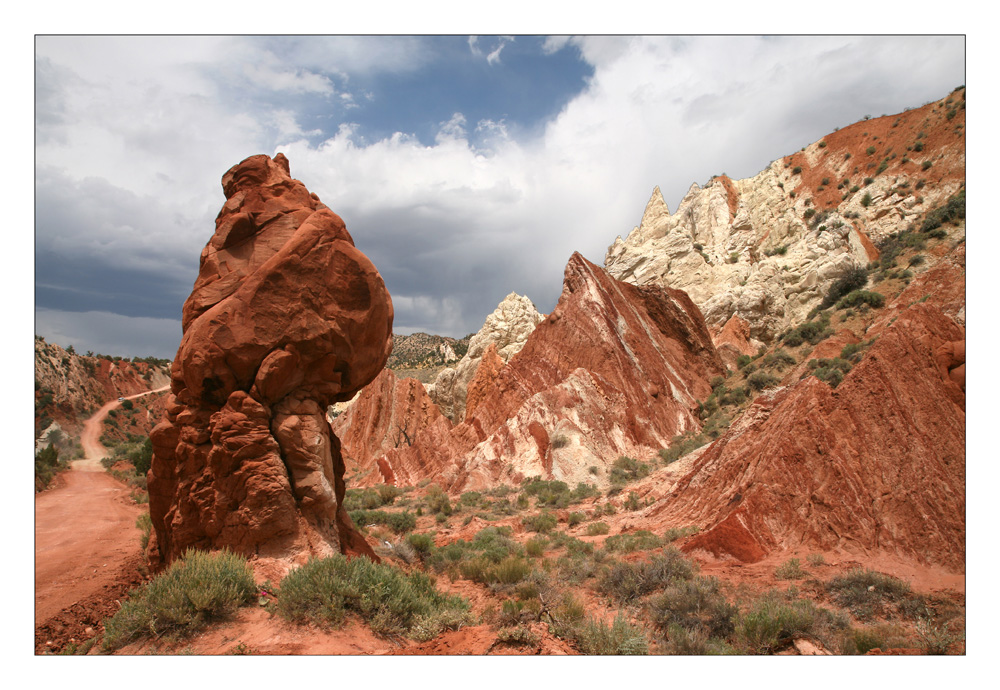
[605,88,966,342]
[381,253,725,491]
[655,302,965,570]
[430,292,544,422]
[148,153,393,566]
[712,314,756,373]
[329,368,450,486]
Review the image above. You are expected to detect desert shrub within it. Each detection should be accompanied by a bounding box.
[348,509,417,534]
[820,266,869,309]
[406,532,436,558]
[102,549,255,651]
[747,371,780,391]
[764,245,788,257]
[495,625,540,647]
[275,552,469,638]
[807,553,826,566]
[609,456,651,487]
[782,314,833,347]
[736,354,752,369]
[34,444,65,492]
[760,349,796,370]
[660,431,709,465]
[522,511,558,534]
[826,568,911,619]
[915,617,964,655]
[424,484,453,515]
[604,530,662,554]
[658,624,735,655]
[136,512,153,551]
[735,596,819,654]
[647,576,737,639]
[839,624,902,655]
[566,613,650,655]
[597,548,695,603]
[792,166,802,174]
[922,160,933,170]
[836,290,885,310]
[525,536,548,557]
[774,558,805,580]
[460,555,533,586]
[567,512,585,527]
[550,434,570,449]
[920,189,965,233]
[343,487,387,511]
[587,522,610,536]
[839,342,869,361]
[663,526,699,543]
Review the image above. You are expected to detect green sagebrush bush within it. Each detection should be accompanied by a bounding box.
[102,549,255,651]
[275,552,470,638]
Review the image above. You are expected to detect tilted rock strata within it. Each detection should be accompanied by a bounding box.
[656,302,965,570]
[148,153,393,565]
[380,253,725,491]
[329,368,450,486]
[605,90,966,341]
[430,292,544,422]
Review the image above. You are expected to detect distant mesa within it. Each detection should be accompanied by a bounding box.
[147,153,393,566]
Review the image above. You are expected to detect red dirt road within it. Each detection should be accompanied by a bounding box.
[34,387,167,650]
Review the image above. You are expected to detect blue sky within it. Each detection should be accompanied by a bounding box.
[33,34,966,359]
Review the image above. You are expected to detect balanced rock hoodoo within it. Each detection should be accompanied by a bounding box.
[148,153,393,566]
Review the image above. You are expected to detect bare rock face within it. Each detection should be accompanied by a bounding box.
[656,302,965,570]
[329,368,450,486]
[148,153,393,565]
[380,253,725,490]
[605,90,966,341]
[430,292,544,422]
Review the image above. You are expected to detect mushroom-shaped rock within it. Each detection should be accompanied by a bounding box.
[148,153,393,566]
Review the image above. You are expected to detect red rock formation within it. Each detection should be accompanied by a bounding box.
[148,153,393,566]
[713,314,755,372]
[330,368,450,486]
[463,342,504,422]
[378,253,725,490]
[657,302,965,571]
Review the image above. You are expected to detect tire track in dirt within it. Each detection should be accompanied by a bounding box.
[35,386,167,652]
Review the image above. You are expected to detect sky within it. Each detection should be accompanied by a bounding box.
[34,34,967,359]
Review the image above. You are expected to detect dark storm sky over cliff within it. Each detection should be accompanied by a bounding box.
[33,33,965,358]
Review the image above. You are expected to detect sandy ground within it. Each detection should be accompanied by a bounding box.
[34,387,167,652]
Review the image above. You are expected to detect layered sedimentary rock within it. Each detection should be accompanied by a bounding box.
[605,89,966,341]
[330,368,450,486]
[380,253,725,490]
[656,302,965,570]
[430,292,544,422]
[148,153,393,565]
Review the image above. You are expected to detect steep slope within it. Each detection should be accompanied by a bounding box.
[330,368,451,486]
[430,293,544,422]
[379,253,725,491]
[649,296,965,570]
[605,87,965,342]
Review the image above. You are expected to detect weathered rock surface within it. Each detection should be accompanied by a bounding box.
[605,89,966,341]
[380,253,725,491]
[654,302,965,570]
[430,292,544,422]
[329,368,450,486]
[148,153,393,565]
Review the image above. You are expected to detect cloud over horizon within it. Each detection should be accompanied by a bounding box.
[34,35,965,358]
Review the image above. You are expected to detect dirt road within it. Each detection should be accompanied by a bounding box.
[34,387,168,649]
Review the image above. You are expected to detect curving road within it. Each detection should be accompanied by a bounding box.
[35,386,169,624]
